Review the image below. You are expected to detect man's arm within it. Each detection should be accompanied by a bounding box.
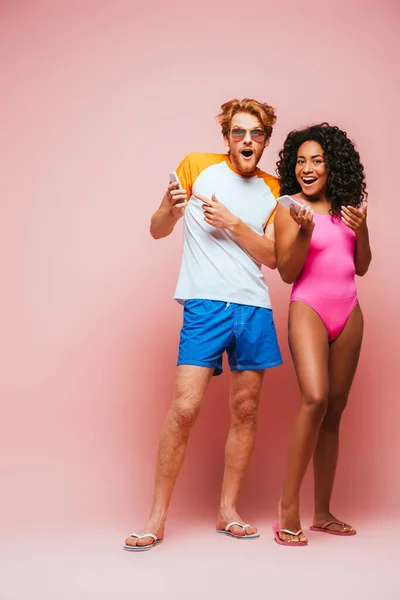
[228,219,276,269]
[194,192,276,269]
[150,182,188,239]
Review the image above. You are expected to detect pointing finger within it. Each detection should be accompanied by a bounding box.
[194,193,212,206]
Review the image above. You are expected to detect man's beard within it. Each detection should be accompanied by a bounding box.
[231,149,259,174]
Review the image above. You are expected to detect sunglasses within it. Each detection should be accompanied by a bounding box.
[230,128,266,143]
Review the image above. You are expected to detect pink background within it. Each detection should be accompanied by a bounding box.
[1,0,399,547]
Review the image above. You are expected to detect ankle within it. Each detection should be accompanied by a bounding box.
[148,510,167,525]
[314,507,331,519]
[280,496,299,512]
[218,504,237,517]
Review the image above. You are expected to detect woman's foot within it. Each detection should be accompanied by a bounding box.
[312,511,356,534]
[278,498,308,544]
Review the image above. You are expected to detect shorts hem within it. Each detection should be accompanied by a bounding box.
[177,360,221,372]
[230,359,283,371]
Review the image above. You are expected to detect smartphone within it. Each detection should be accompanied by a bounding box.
[276,195,303,215]
[168,171,182,189]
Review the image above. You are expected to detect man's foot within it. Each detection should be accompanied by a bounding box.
[277,499,308,544]
[312,512,356,535]
[216,510,259,538]
[124,520,165,550]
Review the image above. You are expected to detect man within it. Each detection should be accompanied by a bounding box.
[124,98,282,551]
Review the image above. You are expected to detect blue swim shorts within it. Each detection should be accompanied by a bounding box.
[177,299,282,376]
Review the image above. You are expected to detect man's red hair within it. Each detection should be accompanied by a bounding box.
[218,98,277,140]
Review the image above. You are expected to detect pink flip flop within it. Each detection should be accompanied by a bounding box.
[309,521,356,536]
[272,522,308,546]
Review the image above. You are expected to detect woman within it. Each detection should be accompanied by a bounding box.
[273,123,371,546]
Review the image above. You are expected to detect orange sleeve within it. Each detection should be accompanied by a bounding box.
[265,175,280,199]
[176,153,226,199]
[176,155,194,198]
[259,173,280,226]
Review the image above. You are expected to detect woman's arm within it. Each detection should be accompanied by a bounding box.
[341,203,371,276]
[274,203,315,284]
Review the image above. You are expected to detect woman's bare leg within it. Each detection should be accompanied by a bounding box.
[278,302,329,543]
[313,304,363,532]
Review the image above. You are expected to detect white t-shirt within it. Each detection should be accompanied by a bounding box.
[174,153,279,309]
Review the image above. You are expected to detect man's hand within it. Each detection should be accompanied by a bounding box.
[165,181,188,219]
[341,202,367,234]
[194,193,239,229]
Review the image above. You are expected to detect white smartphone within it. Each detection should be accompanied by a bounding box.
[276,195,303,215]
[168,171,182,189]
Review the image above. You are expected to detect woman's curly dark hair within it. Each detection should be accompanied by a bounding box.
[276,123,367,218]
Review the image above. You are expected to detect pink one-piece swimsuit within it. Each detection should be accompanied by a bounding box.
[290,211,357,342]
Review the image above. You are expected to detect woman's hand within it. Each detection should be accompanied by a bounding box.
[290,204,315,232]
[341,202,367,234]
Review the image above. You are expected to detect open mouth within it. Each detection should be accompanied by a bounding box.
[241,150,254,158]
[302,177,317,185]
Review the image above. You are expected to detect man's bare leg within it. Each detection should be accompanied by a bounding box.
[216,370,264,537]
[125,365,213,548]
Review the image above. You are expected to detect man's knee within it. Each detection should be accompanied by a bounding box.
[170,395,202,430]
[169,366,210,430]
[231,393,259,425]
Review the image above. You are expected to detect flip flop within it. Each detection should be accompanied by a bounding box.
[124,533,163,551]
[216,521,260,539]
[310,521,356,536]
[272,522,308,546]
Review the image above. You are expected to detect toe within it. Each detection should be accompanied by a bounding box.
[278,532,293,543]
[327,522,353,533]
[229,525,246,537]
[124,535,156,548]
[229,524,257,537]
[243,525,258,536]
[137,536,155,547]
[278,530,307,544]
